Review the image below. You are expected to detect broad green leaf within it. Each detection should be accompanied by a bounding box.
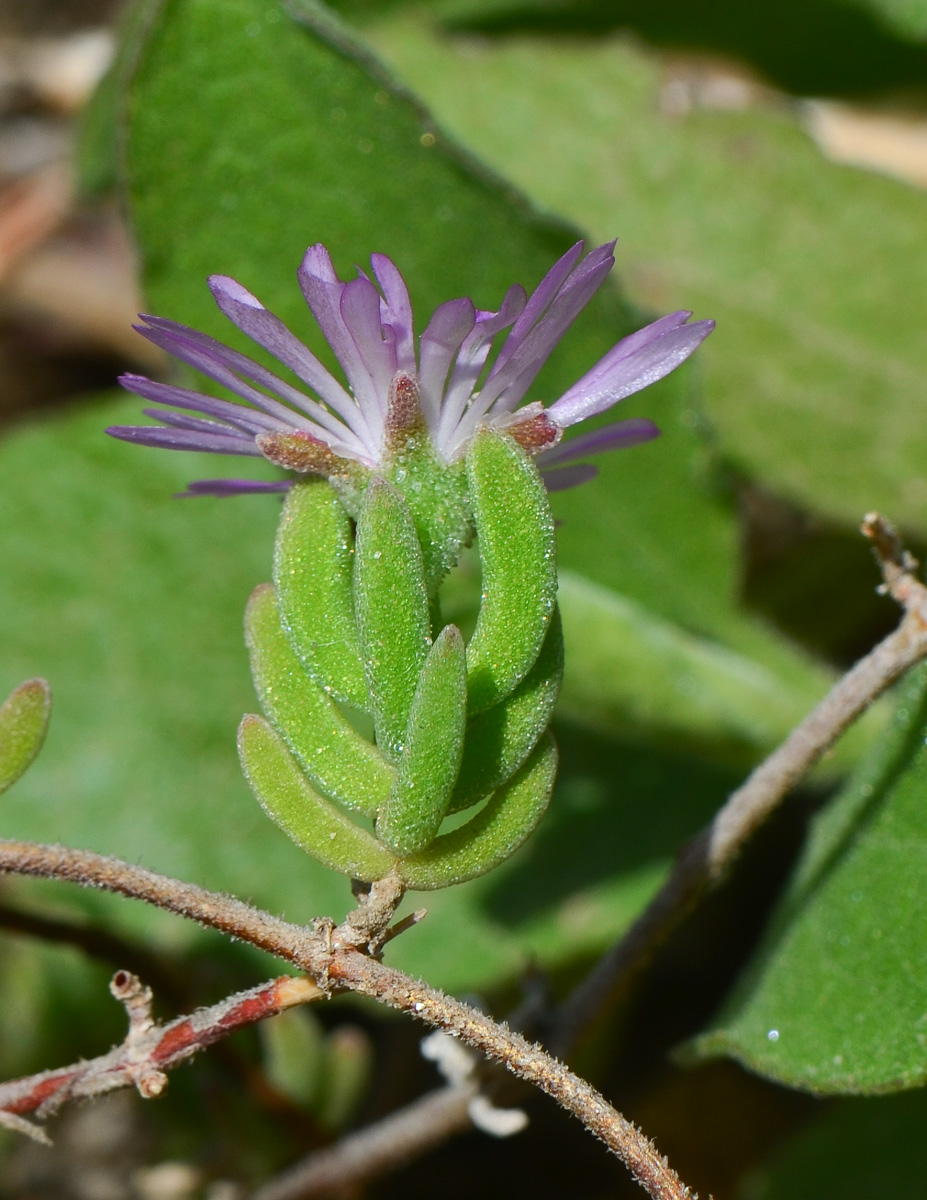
[123,0,611,373]
[844,0,927,38]
[376,624,467,856]
[557,571,877,772]
[433,0,927,91]
[245,583,394,816]
[740,1088,927,1199]
[273,480,366,710]
[0,679,51,796]
[359,15,927,537]
[691,665,927,1094]
[354,479,431,761]
[238,713,397,880]
[465,428,557,715]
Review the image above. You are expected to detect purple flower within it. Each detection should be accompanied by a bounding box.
[108,241,713,496]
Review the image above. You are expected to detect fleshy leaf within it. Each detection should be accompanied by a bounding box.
[386,441,472,595]
[0,679,51,797]
[689,664,927,1094]
[354,478,431,761]
[245,583,394,816]
[376,624,467,855]
[260,1006,327,1111]
[237,714,397,880]
[274,479,367,709]
[399,732,557,889]
[465,428,557,714]
[450,605,563,812]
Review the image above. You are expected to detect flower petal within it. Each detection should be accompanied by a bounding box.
[437,285,526,453]
[136,317,363,450]
[370,253,415,374]
[548,318,715,427]
[298,246,379,422]
[119,374,278,435]
[340,274,397,412]
[540,463,599,492]
[208,275,359,425]
[418,298,476,428]
[537,418,660,466]
[106,423,261,455]
[177,478,293,497]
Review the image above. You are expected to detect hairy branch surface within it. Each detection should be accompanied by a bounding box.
[0,840,695,1200]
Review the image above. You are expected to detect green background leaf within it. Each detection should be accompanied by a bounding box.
[691,665,927,1095]
[356,12,927,535]
[740,1088,927,1198]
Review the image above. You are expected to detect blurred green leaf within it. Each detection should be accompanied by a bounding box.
[849,0,927,38]
[740,1088,927,1199]
[359,15,927,535]
[434,0,927,92]
[260,1006,327,1110]
[0,679,51,796]
[691,665,927,1094]
[557,571,877,773]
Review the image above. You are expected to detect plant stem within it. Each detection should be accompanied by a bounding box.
[0,839,696,1199]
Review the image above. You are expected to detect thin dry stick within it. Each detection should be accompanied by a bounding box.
[0,971,322,1137]
[0,842,695,1200]
[553,512,927,1051]
[251,1084,476,1200]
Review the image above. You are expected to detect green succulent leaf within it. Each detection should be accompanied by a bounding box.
[237,713,397,880]
[245,583,394,816]
[0,679,51,797]
[260,1005,327,1110]
[376,624,467,855]
[354,478,431,761]
[274,479,367,709]
[689,664,927,1094]
[385,440,471,595]
[465,428,557,715]
[451,605,563,812]
[399,731,558,889]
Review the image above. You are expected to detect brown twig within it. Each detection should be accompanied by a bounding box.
[0,971,322,1137]
[0,840,695,1200]
[553,512,927,1051]
[250,1084,477,1200]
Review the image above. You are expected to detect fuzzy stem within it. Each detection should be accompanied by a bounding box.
[0,840,694,1199]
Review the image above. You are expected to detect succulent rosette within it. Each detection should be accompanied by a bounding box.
[110,242,713,889]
